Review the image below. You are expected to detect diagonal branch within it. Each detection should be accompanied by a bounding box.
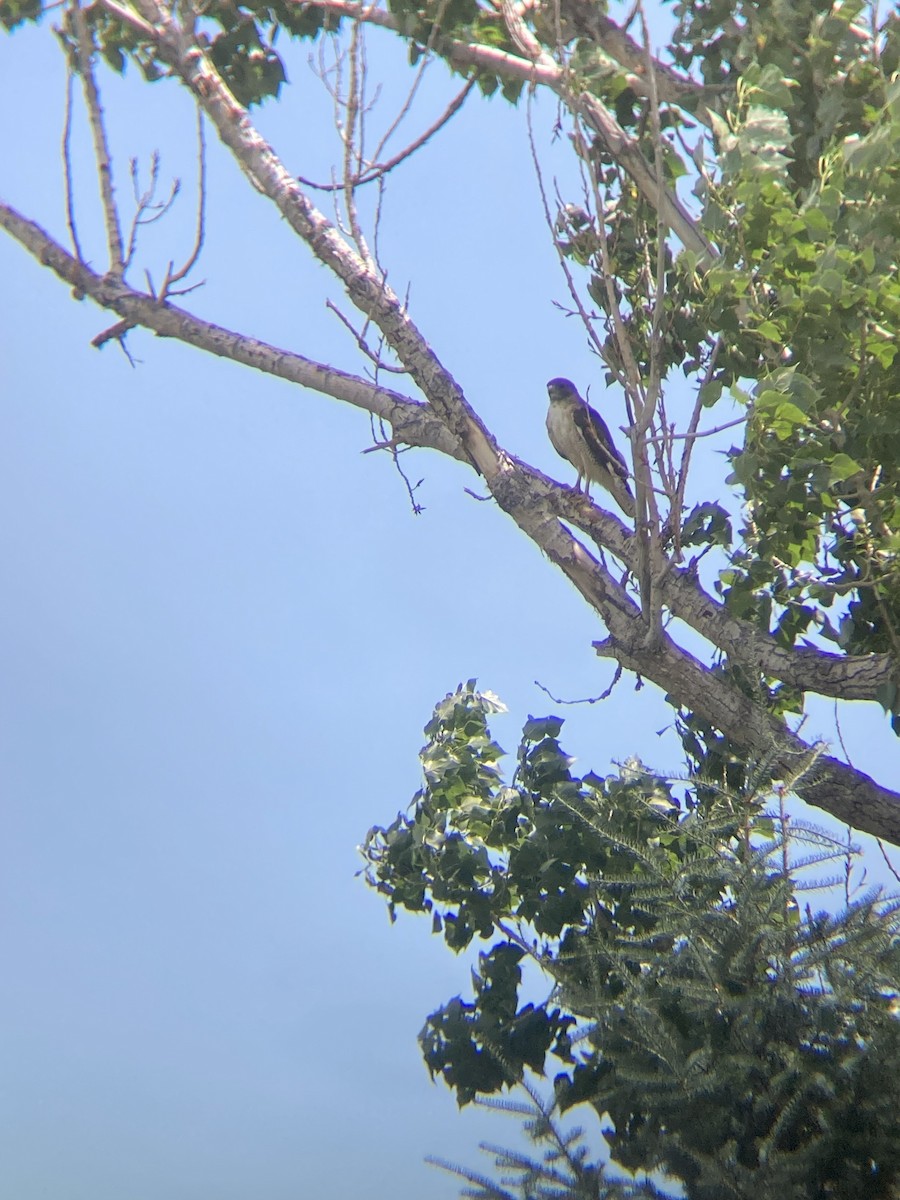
[566,502,897,702]
[68,1,125,274]
[298,79,476,191]
[3,194,898,840]
[105,0,502,479]
[0,200,463,459]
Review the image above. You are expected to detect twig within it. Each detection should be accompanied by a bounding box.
[671,338,722,556]
[326,299,407,372]
[69,1,125,274]
[534,665,624,705]
[59,49,86,276]
[367,0,452,165]
[166,107,207,287]
[124,152,178,268]
[525,100,606,363]
[297,80,475,191]
[299,0,715,261]
[876,838,900,887]
[648,411,745,443]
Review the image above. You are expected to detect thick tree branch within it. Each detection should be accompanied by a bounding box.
[567,505,897,703]
[592,630,900,840]
[108,0,504,482]
[3,194,898,839]
[306,0,710,123]
[660,566,897,701]
[0,200,462,459]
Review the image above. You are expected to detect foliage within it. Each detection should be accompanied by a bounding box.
[553,1,900,728]
[363,684,900,1199]
[429,1089,666,1199]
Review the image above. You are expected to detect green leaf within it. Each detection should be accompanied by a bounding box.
[828,452,863,482]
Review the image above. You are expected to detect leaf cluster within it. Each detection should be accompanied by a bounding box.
[700,57,900,703]
[363,685,900,1199]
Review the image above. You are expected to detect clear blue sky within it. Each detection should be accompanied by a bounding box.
[1,9,897,1200]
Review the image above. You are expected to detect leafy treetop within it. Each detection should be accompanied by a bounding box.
[364,683,900,1200]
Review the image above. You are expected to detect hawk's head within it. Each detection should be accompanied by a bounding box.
[547,377,579,403]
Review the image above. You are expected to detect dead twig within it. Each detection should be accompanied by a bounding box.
[68,1,124,274]
[534,663,625,704]
[59,46,86,280]
[297,79,475,191]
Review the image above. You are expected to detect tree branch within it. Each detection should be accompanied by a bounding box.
[567,502,898,702]
[68,2,126,274]
[3,193,898,839]
[109,0,503,480]
[0,200,463,460]
[592,631,900,841]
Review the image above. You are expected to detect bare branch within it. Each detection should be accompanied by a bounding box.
[100,0,501,480]
[297,79,476,191]
[671,338,722,554]
[326,298,407,373]
[124,152,178,268]
[0,199,463,459]
[166,106,207,287]
[341,20,377,269]
[68,1,125,273]
[310,0,712,123]
[528,117,608,363]
[59,47,86,272]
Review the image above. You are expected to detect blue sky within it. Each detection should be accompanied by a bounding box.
[1,9,898,1200]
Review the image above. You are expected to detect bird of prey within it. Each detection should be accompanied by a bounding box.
[546,378,635,517]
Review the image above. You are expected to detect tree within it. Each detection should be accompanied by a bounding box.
[4,2,900,1194]
[2,0,898,843]
[362,681,900,1198]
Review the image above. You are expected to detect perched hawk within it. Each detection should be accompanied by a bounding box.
[546,378,635,517]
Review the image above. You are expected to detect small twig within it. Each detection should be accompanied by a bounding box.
[124,152,165,267]
[326,299,407,373]
[534,665,624,705]
[876,838,900,887]
[166,107,207,287]
[526,99,606,362]
[91,317,133,348]
[297,80,476,191]
[164,277,206,298]
[671,338,723,558]
[69,1,124,275]
[366,0,437,163]
[648,411,745,444]
[361,436,411,455]
[60,49,86,276]
[833,698,855,771]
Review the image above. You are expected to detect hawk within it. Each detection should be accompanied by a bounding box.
[546,378,635,517]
